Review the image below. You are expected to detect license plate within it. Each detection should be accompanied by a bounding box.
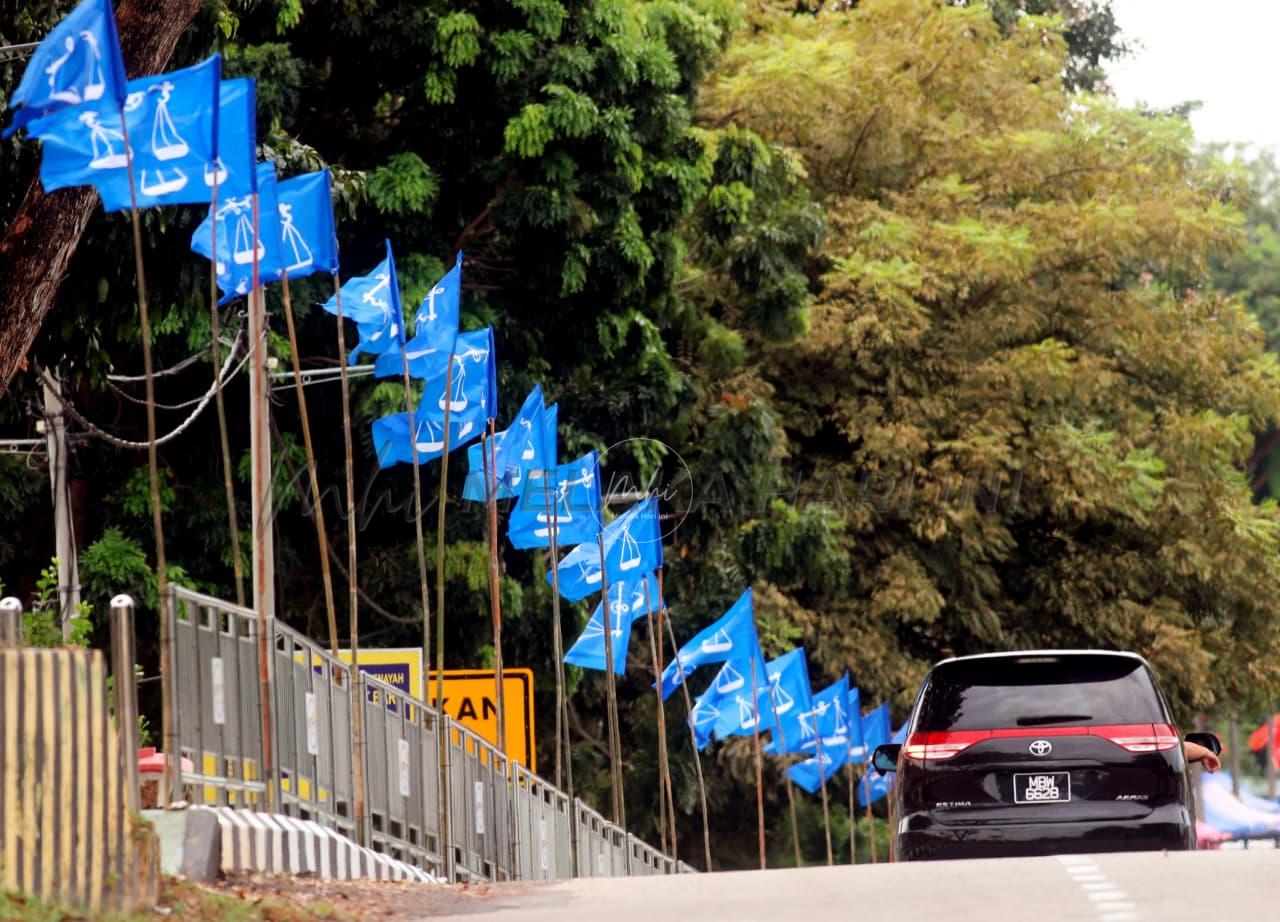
[1014,772,1070,804]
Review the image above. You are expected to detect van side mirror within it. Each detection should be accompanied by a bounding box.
[1184,731,1222,756]
[872,743,901,776]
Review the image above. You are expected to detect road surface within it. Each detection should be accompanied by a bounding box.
[414,848,1273,922]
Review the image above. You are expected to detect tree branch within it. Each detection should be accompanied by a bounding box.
[0,0,209,398]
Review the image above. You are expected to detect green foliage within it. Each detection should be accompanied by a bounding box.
[22,559,91,648]
[367,153,439,217]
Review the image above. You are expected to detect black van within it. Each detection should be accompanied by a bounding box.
[872,651,1220,861]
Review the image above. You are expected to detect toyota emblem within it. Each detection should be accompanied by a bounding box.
[1029,739,1052,757]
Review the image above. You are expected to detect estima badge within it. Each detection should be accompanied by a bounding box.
[1029,739,1052,757]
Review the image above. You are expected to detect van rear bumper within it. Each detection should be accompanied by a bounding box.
[895,803,1194,861]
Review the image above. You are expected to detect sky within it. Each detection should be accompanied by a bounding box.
[1106,0,1280,153]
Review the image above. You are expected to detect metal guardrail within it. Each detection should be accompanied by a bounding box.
[167,585,690,881]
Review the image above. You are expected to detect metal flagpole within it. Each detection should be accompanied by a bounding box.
[117,105,176,803]
[749,656,767,870]
[597,532,625,827]
[814,732,833,865]
[664,611,712,871]
[642,575,674,859]
[247,191,277,810]
[206,169,246,606]
[329,270,366,844]
[279,274,340,654]
[434,353,456,879]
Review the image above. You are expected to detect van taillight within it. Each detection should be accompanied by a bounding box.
[1093,723,1180,753]
[903,730,991,760]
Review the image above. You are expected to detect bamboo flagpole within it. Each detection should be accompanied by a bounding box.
[597,531,625,827]
[395,317,433,707]
[434,352,456,877]
[279,273,340,654]
[663,610,712,871]
[847,756,857,863]
[642,575,675,858]
[814,731,833,865]
[749,655,767,870]
[543,469,577,872]
[206,169,246,607]
[118,106,176,802]
[650,572,678,859]
[483,422,510,776]
[329,269,366,842]
[762,671,803,868]
[863,766,877,863]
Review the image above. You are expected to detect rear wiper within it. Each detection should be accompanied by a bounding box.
[1016,714,1092,726]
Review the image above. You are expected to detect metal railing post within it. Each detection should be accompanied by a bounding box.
[110,594,141,814]
[0,597,21,647]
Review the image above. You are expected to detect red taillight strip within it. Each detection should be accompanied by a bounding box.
[903,723,1181,759]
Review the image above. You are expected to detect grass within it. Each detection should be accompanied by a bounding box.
[0,878,355,922]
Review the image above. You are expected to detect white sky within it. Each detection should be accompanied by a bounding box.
[1106,0,1280,153]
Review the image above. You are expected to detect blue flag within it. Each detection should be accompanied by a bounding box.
[275,168,340,279]
[322,243,400,327]
[563,572,661,675]
[461,385,544,502]
[371,327,496,468]
[547,496,664,602]
[860,702,892,763]
[710,648,795,743]
[373,252,462,380]
[787,750,846,794]
[760,648,813,753]
[200,78,257,202]
[5,0,127,137]
[31,55,222,209]
[688,647,773,748]
[508,448,599,550]
[191,161,283,304]
[656,587,758,700]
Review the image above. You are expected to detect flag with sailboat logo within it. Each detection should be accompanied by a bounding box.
[30,55,222,209]
[563,571,662,675]
[461,385,544,502]
[190,161,283,304]
[508,447,598,550]
[689,647,772,749]
[656,587,757,700]
[274,168,340,279]
[373,252,462,380]
[5,0,128,137]
[546,496,663,602]
[371,327,496,467]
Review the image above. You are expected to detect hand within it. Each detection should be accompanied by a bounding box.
[1200,750,1221,773]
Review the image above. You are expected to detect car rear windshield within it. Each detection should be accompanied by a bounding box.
[915,655,1166,732]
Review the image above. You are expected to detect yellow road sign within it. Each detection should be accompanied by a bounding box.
[428,669,535,771]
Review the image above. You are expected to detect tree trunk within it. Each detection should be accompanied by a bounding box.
[0,0,208,398]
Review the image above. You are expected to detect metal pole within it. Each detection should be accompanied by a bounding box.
[663,612,712,871]
[0,597,21,647]
[42,372,80,637]
[110,594,141,814]
[248,194,276,810]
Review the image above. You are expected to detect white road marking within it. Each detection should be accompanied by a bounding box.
[1060,857,1142,921]
[1088,891,1127,902]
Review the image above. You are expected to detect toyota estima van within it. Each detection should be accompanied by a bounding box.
[871,651,1221,860]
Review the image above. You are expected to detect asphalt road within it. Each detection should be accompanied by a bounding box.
[419,848,1275,922]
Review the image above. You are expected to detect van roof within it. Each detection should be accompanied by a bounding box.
[932,650,1148,669]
